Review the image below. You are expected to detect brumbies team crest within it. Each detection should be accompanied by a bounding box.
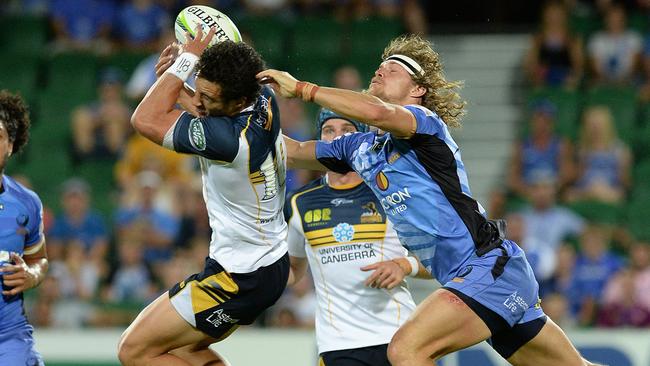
[376,172,389,191]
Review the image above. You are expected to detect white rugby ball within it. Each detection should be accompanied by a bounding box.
[174,5,241,47]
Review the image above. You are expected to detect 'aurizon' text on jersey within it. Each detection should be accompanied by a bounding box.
[164,86,287,272]
[285,178,415,353]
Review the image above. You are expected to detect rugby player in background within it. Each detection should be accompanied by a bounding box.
[285,108,429,366]
[0,90,48,366]
[118,27,289,366]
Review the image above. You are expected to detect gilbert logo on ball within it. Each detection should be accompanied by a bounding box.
[175,5,241,46]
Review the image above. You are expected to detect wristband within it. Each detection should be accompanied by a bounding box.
[165,52,199,82]
[295,81,320,102]
[405,256,419,277]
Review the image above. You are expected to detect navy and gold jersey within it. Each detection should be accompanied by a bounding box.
[285,178,415,354]
[163,86,287,273]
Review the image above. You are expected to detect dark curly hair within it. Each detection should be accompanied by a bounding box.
[0,90,30,154]
[197,41,265,105]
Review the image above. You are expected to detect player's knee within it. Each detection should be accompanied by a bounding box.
[387,331,417,365]
[117,332,144,366]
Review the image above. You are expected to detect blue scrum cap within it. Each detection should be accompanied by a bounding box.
[317,108,368,139]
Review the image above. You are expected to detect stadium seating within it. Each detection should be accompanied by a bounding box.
[0,15,48,56]
[236,15,289,68]
[0,55,40,104]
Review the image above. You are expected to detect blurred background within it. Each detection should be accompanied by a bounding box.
[1,0,650,365]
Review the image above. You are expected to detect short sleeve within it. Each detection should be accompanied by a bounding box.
[25,193,44,248]
[405,105,445,136]
[166,112,240,162]
[315,132,373,174]
[285,196,307,258]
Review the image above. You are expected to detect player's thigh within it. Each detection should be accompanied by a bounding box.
[120,292,217,357]
[390,288,491,360]
[507,317,586,366]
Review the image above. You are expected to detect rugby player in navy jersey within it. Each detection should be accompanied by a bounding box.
[285,108,430,366]
[0,91,48,366]
[119,27,289,366]
[258,35,600,366]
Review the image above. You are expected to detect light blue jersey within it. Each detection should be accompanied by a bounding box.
[316,105,489,284]
[0,175,45,365]
[316,105,544,329]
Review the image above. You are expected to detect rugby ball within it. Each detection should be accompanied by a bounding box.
[174,5,241,47]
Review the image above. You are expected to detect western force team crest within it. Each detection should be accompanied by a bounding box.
[376,172,389,191]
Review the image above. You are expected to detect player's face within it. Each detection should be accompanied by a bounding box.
[0,122,13,173]
[368,61,418,103]
[320,119,358,142]
[193,77,243,117]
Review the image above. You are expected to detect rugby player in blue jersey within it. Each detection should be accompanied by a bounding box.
[0,90,48,366]
[258,35,599,366]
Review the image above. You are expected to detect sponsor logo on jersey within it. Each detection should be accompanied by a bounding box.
[205,308,239,328]
[332,223,354,242]
[360,202,383,223]
[304,208,331,226]
[189,118,207,151]
[331,198,353,207]
[503,291,529,313]
[376,172,389,191]
[388,152,401,164]
[380,187,411,214]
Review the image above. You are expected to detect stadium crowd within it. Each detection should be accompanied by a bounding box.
[0,0,650,333]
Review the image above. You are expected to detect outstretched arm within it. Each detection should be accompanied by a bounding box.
[283,135,327,170]
[258,69,416,138]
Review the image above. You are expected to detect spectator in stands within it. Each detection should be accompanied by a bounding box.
[565,106,632,204]
[524,0,584,88]
[587,3,642,85]
[50,0,116,53]
[542,292,573,329]
[333,65,363,91]
[539,244,576,298]
[505,212,556,284]
[507,100,574,198]
[115,0,170,52]
[46,240,101,327]
[521,172,585,251]
[173,181,211,249]
[598,242,650,326]
[107,231,155,304]
[598,269,650,327]
[114,171,180,266]
[49,178,109,263]
[570,224,624,326]
[278,97,316,191]
[125,30,177,102]
[71,68,132,162]
[271,275,317,329]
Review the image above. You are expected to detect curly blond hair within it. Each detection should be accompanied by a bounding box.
[382,35,466,128]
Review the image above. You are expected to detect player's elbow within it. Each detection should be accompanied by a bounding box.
[131,109,158,139]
